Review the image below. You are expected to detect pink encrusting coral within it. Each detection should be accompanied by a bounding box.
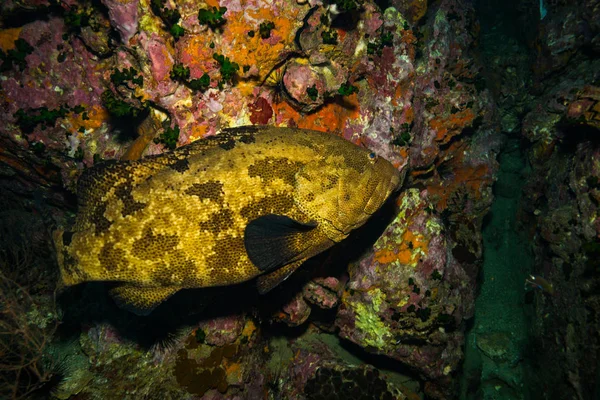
[101,0,139,44]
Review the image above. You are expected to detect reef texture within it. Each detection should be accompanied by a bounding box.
[336,189,468,395]
[0,0,499,398]
[518,1,600,397]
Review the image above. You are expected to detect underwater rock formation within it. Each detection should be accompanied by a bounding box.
[336,189,467,395]
[519,1,600,394]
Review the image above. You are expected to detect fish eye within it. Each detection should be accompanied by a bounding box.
[368,152,377,160]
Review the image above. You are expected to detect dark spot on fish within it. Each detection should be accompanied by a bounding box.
[199,209,235,234]
[248,157,301,185]
[131,228,180,260]
[322,174,338,190]
[179,258,199,286]
[184,181,224,203]
[239,133,255,144]
[151,253,198,286]
[121,197,146,217]
[148,261,171,285]
[219,139,236,150]
[170,158,190,172]
[113,181,133,197]
[114,184,146,217]
[240,193,295,220]
[92,203,111,234]
[306,193,315,202]
[99,242,128,271]
[204,235,246,282]
[122,199,146,217]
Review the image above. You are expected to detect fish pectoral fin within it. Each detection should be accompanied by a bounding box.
[109,285,179,316]
[257,259,305,294]
[244,214,317,273]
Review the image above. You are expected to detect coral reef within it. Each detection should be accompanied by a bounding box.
[273,328,420,399]
[336,189,471,396]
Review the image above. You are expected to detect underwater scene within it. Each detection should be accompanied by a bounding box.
[0,0,599,398]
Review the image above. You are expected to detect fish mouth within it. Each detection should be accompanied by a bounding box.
[380,158,402,197]
[389,168,402,192]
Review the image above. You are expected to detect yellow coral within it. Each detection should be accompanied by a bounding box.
[0,28,22,51]
[350,289,392,350]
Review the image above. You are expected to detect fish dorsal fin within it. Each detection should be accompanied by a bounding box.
[244,214,318,273]
[77,125,274,207]
[169,126,264,158]
[109,285,179,316]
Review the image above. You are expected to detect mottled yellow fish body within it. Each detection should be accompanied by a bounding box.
[55,126,402,314]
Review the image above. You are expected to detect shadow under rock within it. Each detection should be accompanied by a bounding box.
[56,280,260,349]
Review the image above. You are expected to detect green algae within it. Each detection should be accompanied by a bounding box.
[350,289,392,350]
[0,38,34,72]
[198,7,227,29]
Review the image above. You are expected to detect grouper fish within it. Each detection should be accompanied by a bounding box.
[55,125,402,315]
